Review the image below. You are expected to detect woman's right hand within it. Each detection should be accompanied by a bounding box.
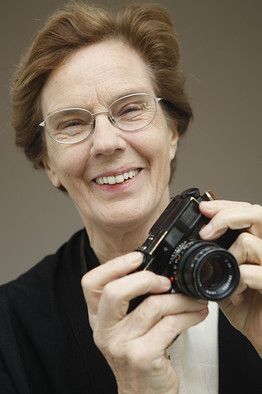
[81,252,208,394]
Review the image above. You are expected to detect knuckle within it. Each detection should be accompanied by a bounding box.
[131,295,163,324]
[141,294,162,315]
[94,333,110,355]
[234,232,260,259]
[236,231,253,246]
[94,331,127,363]
[163,314,181,333]
[93,328,102,348]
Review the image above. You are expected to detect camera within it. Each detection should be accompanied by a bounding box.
[130,188,240,311]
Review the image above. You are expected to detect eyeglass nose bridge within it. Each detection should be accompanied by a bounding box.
[90,109,116,131]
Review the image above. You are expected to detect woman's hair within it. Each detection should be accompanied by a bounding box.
[11,1,193,180]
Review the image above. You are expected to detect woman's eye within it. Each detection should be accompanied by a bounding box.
[118,104,144,117]
[124,105,140,113]
[56,119,86,131]
[63,120,82,128]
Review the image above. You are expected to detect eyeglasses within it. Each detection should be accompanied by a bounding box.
[39,93,162,145]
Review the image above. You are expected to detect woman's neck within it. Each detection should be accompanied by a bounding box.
[86,221,151,264]
[82,193,171,264]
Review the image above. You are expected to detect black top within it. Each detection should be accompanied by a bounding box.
[0,230,261,393]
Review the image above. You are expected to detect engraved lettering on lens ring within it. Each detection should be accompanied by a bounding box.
[169,239,195,291]
[169,239,195,266]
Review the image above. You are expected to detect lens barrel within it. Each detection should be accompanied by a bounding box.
[171,241,240,301]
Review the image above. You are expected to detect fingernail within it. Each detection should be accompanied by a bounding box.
[160,276,171,289]
[200,201,215,211]
[126,252,143,264]
[200,307,209,314]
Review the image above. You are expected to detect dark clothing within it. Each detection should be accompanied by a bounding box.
[0,230,117,394]
[0,230,261,393]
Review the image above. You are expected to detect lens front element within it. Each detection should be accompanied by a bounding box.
[199,257,225,288]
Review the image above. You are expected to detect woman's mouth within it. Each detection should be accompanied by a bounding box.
[94,169,141,185]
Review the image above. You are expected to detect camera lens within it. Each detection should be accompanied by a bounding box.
[171,241,240,301]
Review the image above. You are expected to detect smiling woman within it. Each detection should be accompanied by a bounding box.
[40,39,179,250]
[1,2,262,394]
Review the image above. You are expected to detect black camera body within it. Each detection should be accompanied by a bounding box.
[131,188,240,310]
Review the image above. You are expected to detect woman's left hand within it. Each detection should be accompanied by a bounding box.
[199,199,262,358]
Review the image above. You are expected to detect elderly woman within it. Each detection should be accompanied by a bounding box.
[0,2,261,394]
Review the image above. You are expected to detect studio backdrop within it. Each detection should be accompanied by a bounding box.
[1,0,261,284]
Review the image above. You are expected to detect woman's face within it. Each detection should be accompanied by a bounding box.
[41,40,178,234]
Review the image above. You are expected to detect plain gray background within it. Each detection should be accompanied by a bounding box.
[1,0,262,284]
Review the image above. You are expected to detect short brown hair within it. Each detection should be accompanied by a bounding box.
[11,1,193,174]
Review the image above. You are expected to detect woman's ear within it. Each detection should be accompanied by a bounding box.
[169,124,179,161]
[42,158,62,188]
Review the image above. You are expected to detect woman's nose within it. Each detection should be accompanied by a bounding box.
[89,115,127,158]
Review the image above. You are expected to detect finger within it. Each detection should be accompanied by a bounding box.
[199,201,262,239]
[238,264,262,293]
[83,251,143,290]
[200,200,251,217]
[229,265,262,306]
[228,233,262,304]
[95,293,208,358]
[97,271,172,325]
[125,293,208,338]
[140,307,209,354]
[81,252,143,314]
[229,232,262,265]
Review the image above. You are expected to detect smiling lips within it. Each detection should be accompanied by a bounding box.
[94,169,141,185]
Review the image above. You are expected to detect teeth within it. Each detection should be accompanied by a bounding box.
[116,174,124,183]
[108,176,115,185]
[95,169,140,185]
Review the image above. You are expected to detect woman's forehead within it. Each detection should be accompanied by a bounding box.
[41,40,155,114]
